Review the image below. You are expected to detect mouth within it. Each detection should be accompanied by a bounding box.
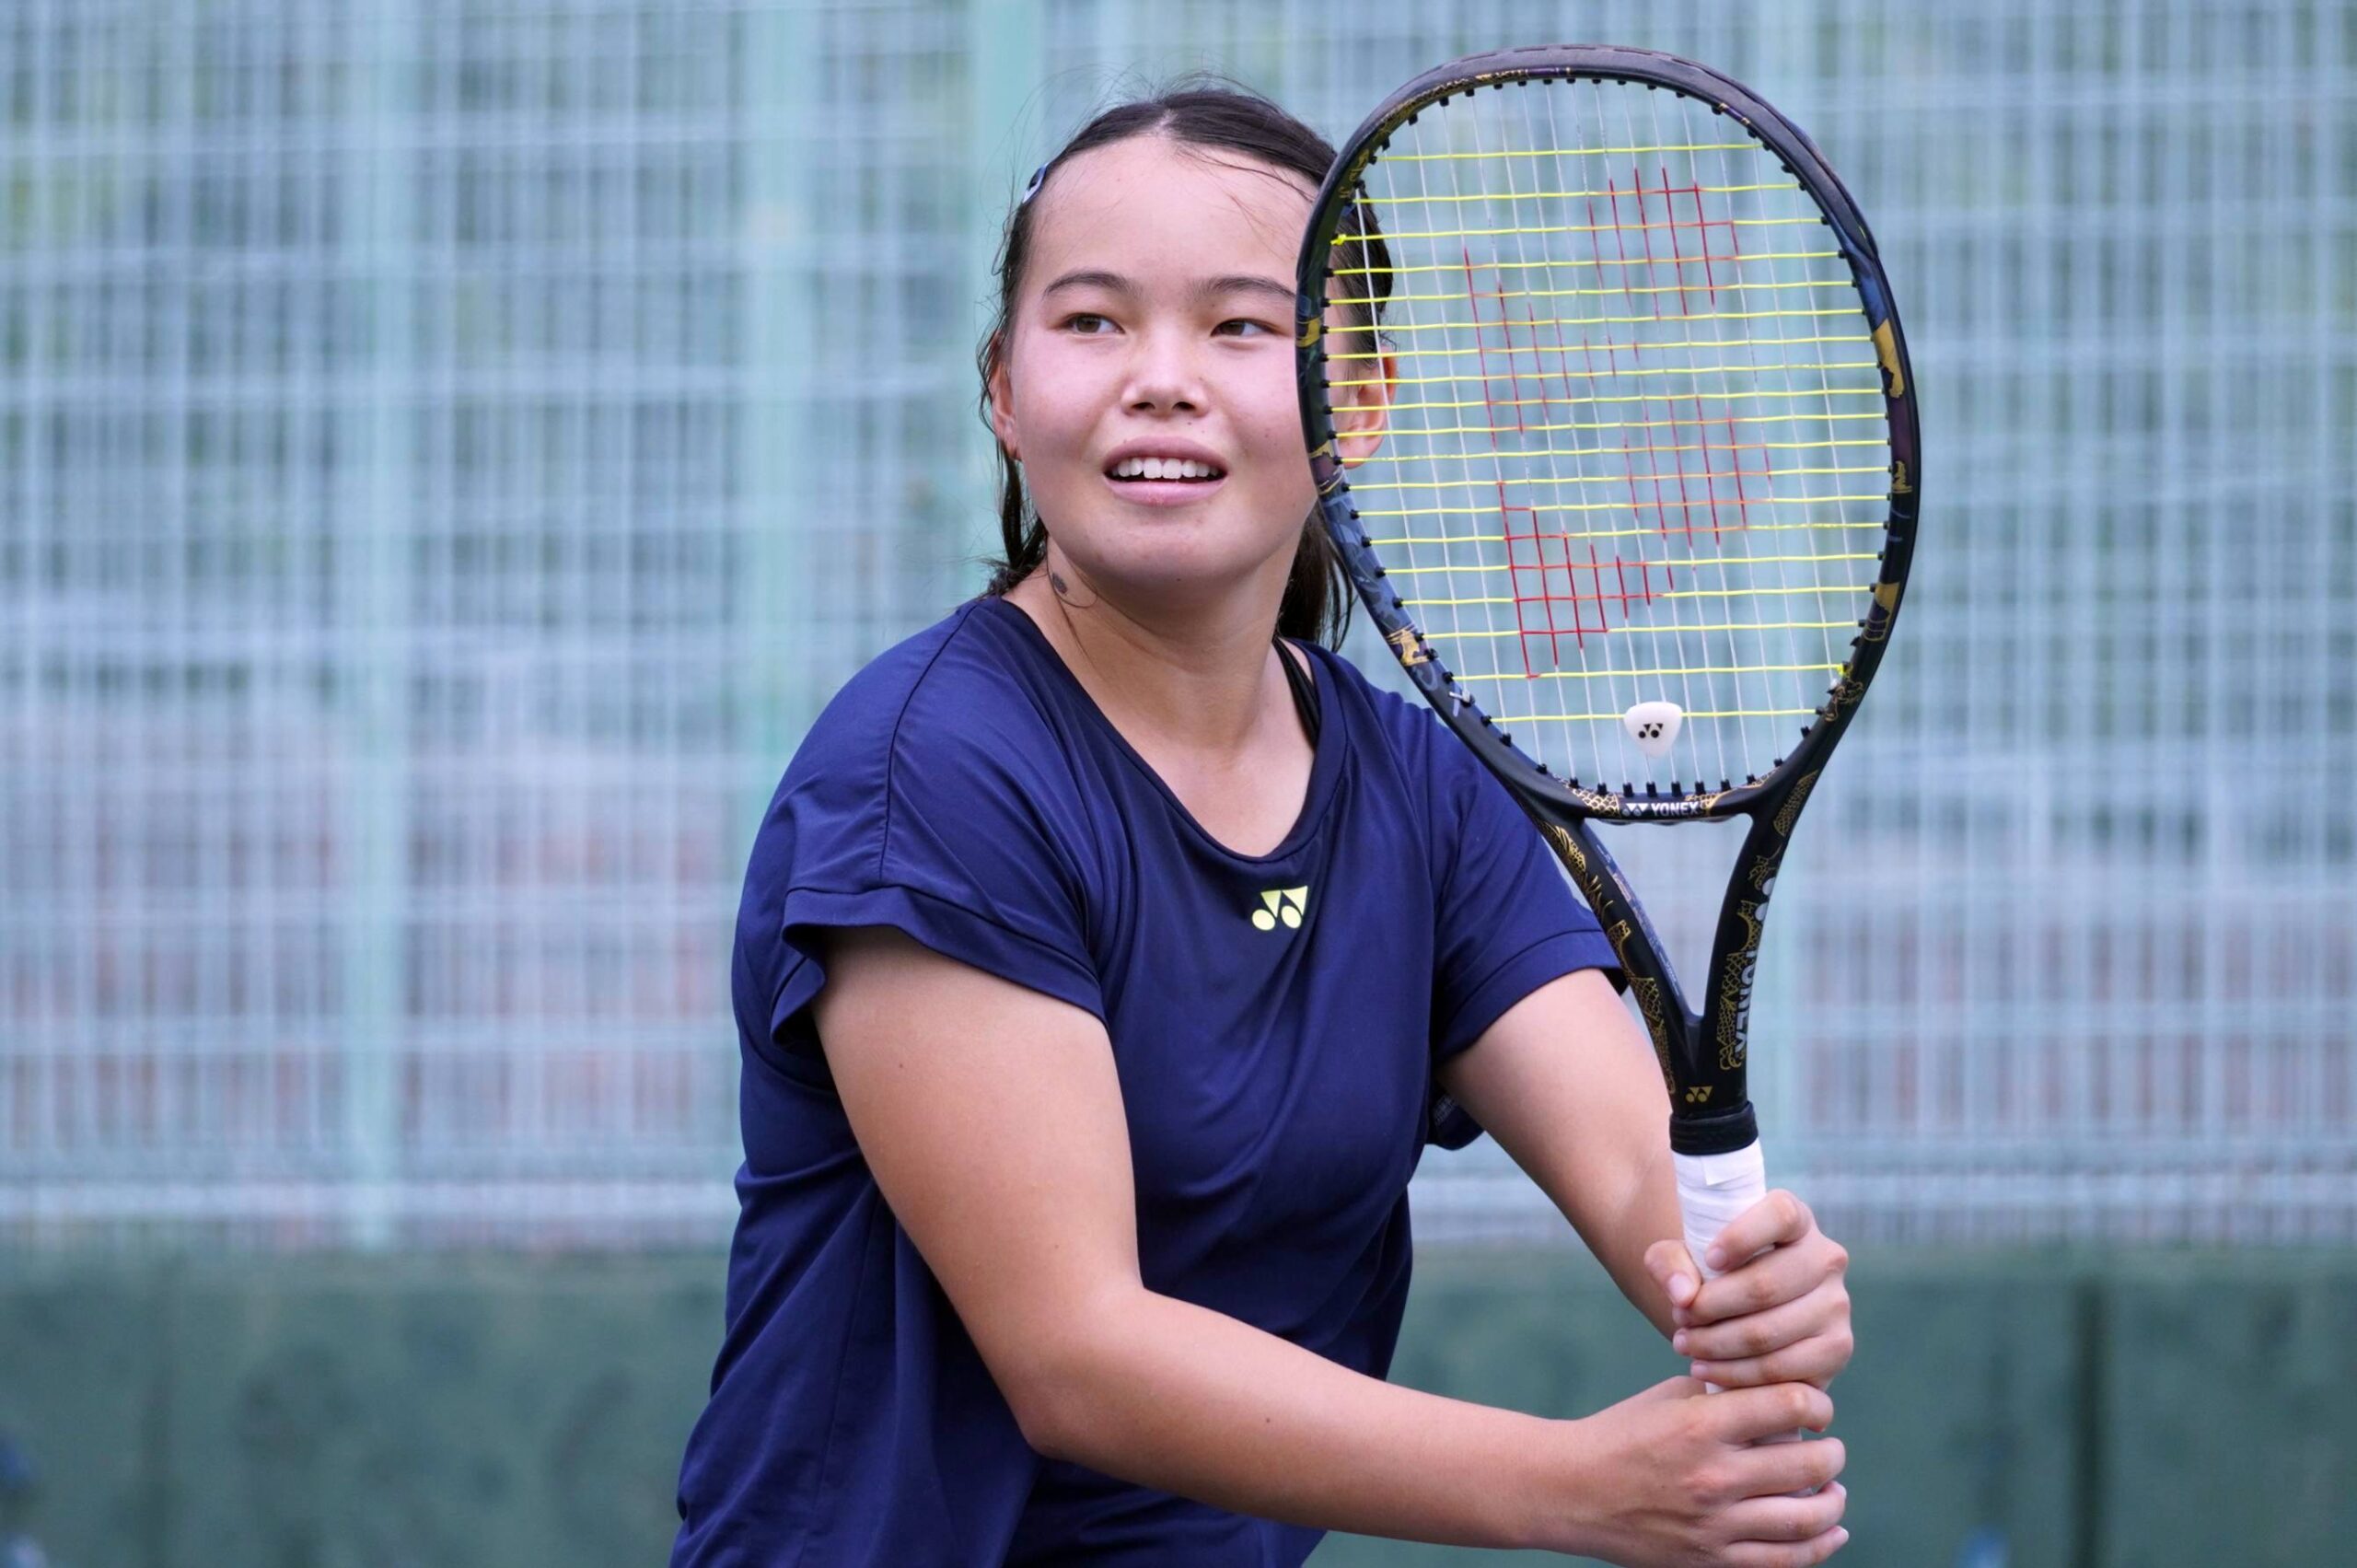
[1103,454,1227,505]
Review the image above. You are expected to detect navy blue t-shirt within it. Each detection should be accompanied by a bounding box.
[671,595,1620,1566]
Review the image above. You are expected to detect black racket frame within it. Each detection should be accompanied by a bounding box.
[1295,45,1921,1156]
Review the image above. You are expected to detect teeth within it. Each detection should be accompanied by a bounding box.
[1111,456,1221,480]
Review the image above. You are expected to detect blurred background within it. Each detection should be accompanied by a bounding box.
[1,1,2350,1564]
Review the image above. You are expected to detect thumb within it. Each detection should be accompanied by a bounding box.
[1645,1237,1701,1310]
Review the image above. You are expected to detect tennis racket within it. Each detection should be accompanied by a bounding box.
[1296,47,1918,1292]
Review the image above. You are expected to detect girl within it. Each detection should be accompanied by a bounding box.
[672,84,1853,1567]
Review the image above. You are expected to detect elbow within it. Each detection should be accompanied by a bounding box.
[1005,1375,1086,1462]
[1003,1341,1114,1463]
[993,1296,1140,1463]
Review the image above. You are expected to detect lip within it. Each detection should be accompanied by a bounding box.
[1102,471,1226,507]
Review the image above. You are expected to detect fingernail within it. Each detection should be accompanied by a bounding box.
[1672,1330,1689,1353]
[1668,1272,1693,1301]
[1836,1527,1851,1545]
[1705,1247,1726,1270]
[1689,1361,1709,1380]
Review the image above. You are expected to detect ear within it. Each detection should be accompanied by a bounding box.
[986,336,1020,461]
[1333,348,1394,467]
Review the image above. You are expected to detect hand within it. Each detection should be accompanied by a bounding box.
[1527,1376,1848,1565]
[1645,1191,1853,1390]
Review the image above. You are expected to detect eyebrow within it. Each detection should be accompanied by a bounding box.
[1041,270,1296,308]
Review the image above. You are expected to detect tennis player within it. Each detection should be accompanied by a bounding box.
[671,85,1853,1567]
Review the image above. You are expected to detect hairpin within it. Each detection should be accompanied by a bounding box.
[1018,162,1050,205]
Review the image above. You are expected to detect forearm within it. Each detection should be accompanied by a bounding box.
[1026,1286,1562,1550]
[1434,971,1689,1340]
[1577,1136,1687,1339]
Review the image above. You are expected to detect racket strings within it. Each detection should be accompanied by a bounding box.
[1330,78,1891,793]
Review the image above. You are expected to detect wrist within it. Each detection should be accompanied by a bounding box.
[1500,1415,1607,1557]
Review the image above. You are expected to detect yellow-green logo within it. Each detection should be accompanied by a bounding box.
[1250,887,1309,932]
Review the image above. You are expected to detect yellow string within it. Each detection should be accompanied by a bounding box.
[1372,214,1832,245]
[1379,178,1798,206]
[1448,661,1842,683]
[1360,389,1885,432]
[1341,399,1887,429]
[1330,330,1873,366]
[1655,584,1864,601]
[1409,582,1862,610]
[1357,308,1862,343]
[1382,550,1878,575]
[1328,274,1855,309]
[1361,478,1891,518]
[1376,139,1761,162]
[1326,247,1842,281]
[1329,358,1880,389]
[1370,516,1886,548]
[1427,619,1853,640]
[1479,705,1819,722]
[1343,438,1888,491]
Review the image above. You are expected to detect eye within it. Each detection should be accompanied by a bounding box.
[1062,312,1117,335]
[1214,318,1278,338]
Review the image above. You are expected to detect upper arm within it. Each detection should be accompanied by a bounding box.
[812,924,1141,1440]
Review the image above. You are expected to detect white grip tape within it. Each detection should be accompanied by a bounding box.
[1674,1140,1767,1287]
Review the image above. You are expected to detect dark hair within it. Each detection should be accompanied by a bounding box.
[976,83,1389,648]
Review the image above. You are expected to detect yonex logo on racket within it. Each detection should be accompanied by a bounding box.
[1248,887,1309,933]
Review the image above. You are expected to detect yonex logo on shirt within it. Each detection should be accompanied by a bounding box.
[1250,887,1309,932]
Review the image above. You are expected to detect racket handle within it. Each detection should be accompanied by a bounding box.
[1673,1139,1768,1400]
[1673,1140,1811,1468]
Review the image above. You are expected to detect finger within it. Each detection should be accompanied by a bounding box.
[1739,1436,1846,1498]
[1707,1381,1833,1444]
[1722,1481,1848,1544]
[1724,1524,1851,1568]
[1675,1288,1824,1363]
[1680,1294,1853,1388]
[1702,1190,1817,1272]
[1691,1331,1854,1391]
[1690,1231,1845,1323]
[1645,1237,1702,1309]
[1692,1307,1856,1391]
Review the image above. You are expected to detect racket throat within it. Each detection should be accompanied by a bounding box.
[1667,1098,1758,1156]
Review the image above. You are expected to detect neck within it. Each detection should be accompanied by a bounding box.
[1004,558,1295,757]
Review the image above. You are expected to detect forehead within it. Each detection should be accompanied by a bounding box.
[1027,135,1315,281]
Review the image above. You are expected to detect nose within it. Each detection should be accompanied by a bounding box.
[1121,326,1206,414]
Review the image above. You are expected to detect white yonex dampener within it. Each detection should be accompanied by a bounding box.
[1620,700,1684,760]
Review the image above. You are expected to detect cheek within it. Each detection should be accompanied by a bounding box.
[1007,337,1104,447]
[1242,404,1313,501]
[1234,373,1306,461]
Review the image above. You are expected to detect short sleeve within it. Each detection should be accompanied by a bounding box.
[741,654,1105,1071]
[1425,743,1625,1148]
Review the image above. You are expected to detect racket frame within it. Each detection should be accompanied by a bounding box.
[1296,45,1920,1157]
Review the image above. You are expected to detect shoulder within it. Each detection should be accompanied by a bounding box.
[790,598,1075,797]
[763,598,1086,881]
[738,601,1109,1048]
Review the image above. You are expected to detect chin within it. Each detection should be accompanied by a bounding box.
[1097,525,1292,590]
